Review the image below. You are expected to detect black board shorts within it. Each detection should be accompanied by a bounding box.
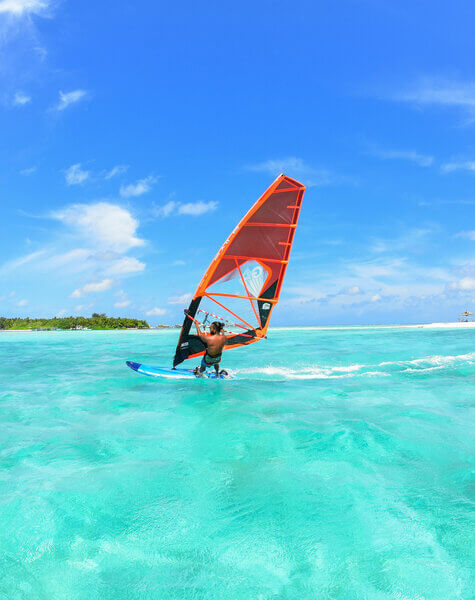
[202,352,222,367]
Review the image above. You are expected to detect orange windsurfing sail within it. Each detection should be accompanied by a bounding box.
[173,174,306,367]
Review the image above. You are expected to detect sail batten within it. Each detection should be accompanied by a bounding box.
[172,174,306,367]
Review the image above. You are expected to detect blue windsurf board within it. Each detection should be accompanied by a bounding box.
[126,361,233,379]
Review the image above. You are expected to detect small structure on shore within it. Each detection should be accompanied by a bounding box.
[459,310,472,322]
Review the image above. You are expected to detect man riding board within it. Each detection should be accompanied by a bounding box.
[193,320,227,377]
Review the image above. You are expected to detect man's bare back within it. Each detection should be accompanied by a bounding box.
[198,330,226,357]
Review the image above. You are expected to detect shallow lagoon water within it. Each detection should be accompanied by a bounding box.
[0,327,473,599]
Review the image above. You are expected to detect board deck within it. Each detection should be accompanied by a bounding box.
[126,361,233,379]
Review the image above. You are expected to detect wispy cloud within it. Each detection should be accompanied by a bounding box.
[107,256,145,275]
[0,0,50,16]
[246,157,342,187]
[64,163,90,185]
[168,293,192,305]
[20,166,37,176]
[52,202,145,252]
[48,248,91,268]
[114,289,131,308]
[34,45,47,60]
[418,197,475,207]
[13,91,31,106]
[369,145,433,167]
[441,161,475,174]
[1,204,146,308]
[105,165,128,179]
[0,291,15,301]
[284,222,473,319]
[456,230,475,241]
[120,175,156,198]
[370,227,436,255]
[391,79,475,123]
[114,300,131,308]
[17,298,28,306]
[70,278,113,298]
[450,277,475,291]
[56,89,87,111]
[0,249,47,274]
[155,200,217,217]
[146,307,166,316]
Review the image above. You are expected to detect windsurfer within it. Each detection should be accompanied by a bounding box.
[193,320,227,377]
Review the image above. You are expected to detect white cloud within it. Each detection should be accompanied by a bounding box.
[156,200,217,217]
[82,279,113,293]
[246,157,336,186]
[105,165,128,179]
[34,45,47,60]
[392,80,475,122]
[0,249,47,274]
[120,175,156,198]
[52,202,145,252]
[70,278,113,298]
[20,166,37,176]
[64,163,90,185]
[146,307,166,316]
[0,0,49,15]
[370,227,436,255]
[371,294,382,302]
[451,277,475,291]
[168,293,192,305]
[347,286,361,295]
[56,90,87,111]
[179,201,217,216]
[13,91,31,106]
[56,309,67,317]
[370,147,433,167]
[75,305,85,311]
[350,257,406,279]
[48,248,91,268]
[441,161,475,174]
[0,291,15,301]
[456,230,475,241]
[17,298,28,306]
[108,256,145,275]
[114,300,131,308]
[158,201,177,217]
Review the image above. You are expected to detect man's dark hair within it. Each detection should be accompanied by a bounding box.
[211,321,224,332]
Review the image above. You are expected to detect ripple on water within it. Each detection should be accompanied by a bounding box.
[0,328,473,599]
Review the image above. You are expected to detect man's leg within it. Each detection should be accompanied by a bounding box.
[199,356,207,373]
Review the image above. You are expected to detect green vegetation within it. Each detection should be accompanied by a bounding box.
[0,313,150,330]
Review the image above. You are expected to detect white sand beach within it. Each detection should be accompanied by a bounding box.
[407,322,475,329]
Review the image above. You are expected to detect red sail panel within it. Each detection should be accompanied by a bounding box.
[173,174,305,367]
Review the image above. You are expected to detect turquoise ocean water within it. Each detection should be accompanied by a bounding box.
[0,327,473,599]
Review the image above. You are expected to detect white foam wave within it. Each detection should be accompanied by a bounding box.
[379,352,475,368]
[402,366,444,373]
[236,352,474,380]
[237,364,380,380]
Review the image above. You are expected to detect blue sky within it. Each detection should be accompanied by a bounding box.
[0,0,474,325]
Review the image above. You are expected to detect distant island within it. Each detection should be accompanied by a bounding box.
[0,313,152,330]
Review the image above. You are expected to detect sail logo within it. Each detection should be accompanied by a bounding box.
[243,265,265,297]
